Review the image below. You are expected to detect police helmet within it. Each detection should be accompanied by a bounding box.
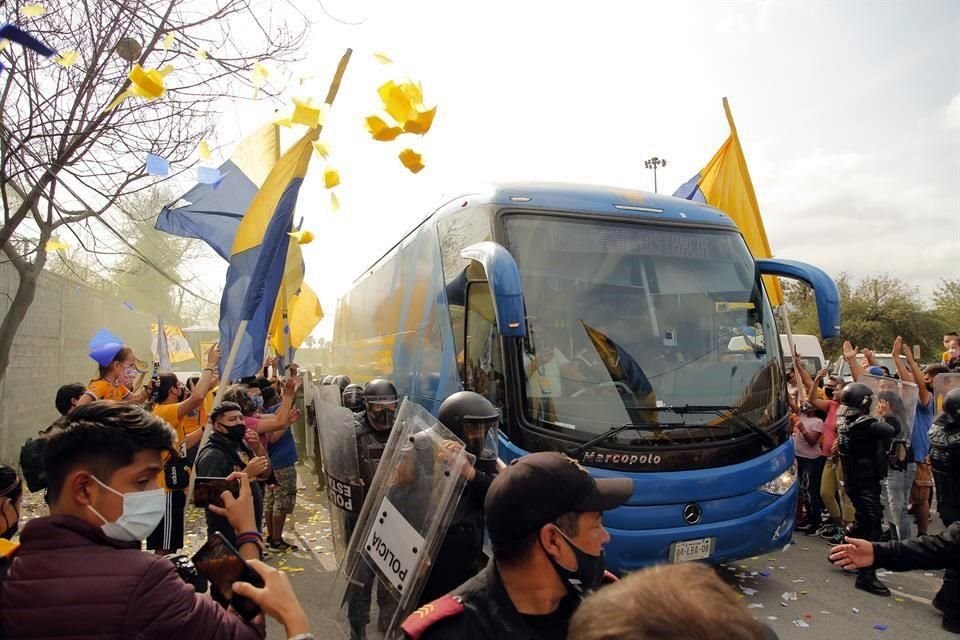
[838,382,874,416]
[364,379,399,430]
[342,384,365,412]
[937,388,960,427]
[332,375,351,392]
[437,391,500,461]
[321,375,335,385]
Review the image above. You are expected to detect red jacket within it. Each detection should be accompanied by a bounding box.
[0,515,265,640]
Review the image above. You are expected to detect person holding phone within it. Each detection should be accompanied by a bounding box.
[0,402,313,639]
[196,402,271,548]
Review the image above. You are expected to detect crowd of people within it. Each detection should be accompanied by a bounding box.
[0,330,956,639]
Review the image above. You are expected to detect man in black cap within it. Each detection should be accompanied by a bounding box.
[400,451,632,640]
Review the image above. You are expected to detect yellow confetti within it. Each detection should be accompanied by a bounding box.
[378,80,416,124]
[373,52,392,64]
[288,230,315,245]
[291,97,324,128]
[330,192,340,211]
[55,50,78,68]
[273,115,293,128]
[21,4,45,18]
[252,62,269,88]
[45,238,68,251]
[194,48,208,61]
[198,140,211,161]
[0,41,8,52]
[311,140,330,159]
[323,168,340,189]
[162,33,175,50]
[398,148,424,174]
[402,106,436,135]
[104,64,174,112]
[365,115,403,142]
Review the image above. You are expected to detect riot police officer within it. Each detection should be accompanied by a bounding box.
[333,374,352,394]
[417,392,501,606]
[349,378,400,639]
[322,375,335,385]
[928,387,960,616]
[342,383,366,415]
[837,381,900,596]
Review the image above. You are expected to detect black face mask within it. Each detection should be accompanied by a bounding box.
[542,528,606,600]
[220,422,247,444]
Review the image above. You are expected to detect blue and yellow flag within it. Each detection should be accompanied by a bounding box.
[581,321,657,426]
[155,124,281,260]
[219,128,319,379]
[674,98,783,306]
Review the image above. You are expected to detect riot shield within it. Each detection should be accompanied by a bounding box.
[317,399,364,564]
[323,399,474,640]
[320,384,344,407]
[859,374,919,442]
[934,373,960,414]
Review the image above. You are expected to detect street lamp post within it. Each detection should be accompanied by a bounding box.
[644,156,667,193]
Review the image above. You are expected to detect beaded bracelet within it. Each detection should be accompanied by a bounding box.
[235,531,263,547]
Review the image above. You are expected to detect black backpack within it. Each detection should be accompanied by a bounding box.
[18,437,48,493]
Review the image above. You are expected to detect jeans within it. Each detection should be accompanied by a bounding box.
[882,463,917,541]
[797,456,826,526]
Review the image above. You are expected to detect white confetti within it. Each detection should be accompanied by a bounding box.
[851,607,860,614]
[793,620,810,628]
[748,604,764,609]
[741,587,758,596]
[792,578,806,583]
[781,592,798,601]
[767,616,779,621]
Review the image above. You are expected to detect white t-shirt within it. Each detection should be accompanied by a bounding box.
[524,348,570,397]
[793,414,824,459]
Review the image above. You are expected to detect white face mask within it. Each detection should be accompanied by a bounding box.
[87,475,165,542]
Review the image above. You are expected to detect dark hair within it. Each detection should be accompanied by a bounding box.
[156,373,181,404]
[568,562,764,640]
[222,386,255,416]
[210,401,243,426]
[43,401,176,503]
[261,386,280,408]
[926,364,950,378]
[946,332,959,338]
[55,383,87,416]
[0,466,22,502]
[186,376,200,391]
[96,346,134,379]
[492,511,580,567]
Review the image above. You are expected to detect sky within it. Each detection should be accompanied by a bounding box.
[186,0,960,339]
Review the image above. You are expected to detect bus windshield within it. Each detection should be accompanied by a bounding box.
[503,214,784,447]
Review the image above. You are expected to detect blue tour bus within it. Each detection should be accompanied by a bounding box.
[330,183,840,573]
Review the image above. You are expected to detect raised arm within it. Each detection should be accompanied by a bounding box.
[843,341,865,382]
[252,376,301,434]
[177,345,221,420]
[901,341,930,407]
[808,368,833,412]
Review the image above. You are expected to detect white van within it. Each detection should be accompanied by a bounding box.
[781,334,826,377]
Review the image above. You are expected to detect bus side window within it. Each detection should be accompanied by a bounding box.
[464,281,505,413]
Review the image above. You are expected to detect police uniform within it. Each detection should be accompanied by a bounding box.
[417,459,498,606]
[403,564,577,640]
[347,412,396,637]
[838,408,898,594]
[927,391,960,622]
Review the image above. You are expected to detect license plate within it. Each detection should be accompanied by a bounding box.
[670,537,714,563]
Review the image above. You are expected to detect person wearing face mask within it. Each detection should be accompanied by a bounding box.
[195,402,271,550]
[77,343,152,405]
[0,466,22,541]
[402,452,632,640]
[417,392,501,607]
[145,345,220,556]
[0,401,314,639]
[347,378,400,638]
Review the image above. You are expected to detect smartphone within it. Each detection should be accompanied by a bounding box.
[149,361,161,403]
[191,532,264,620]
[193,477,240,509]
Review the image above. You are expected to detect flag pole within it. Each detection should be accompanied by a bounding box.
[280,281,292,370]
[186,48,352,503]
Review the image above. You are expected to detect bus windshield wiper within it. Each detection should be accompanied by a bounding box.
[656,405,777,448]
[567,422,661,457]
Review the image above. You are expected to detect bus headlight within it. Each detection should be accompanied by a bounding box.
[759,463,797,496]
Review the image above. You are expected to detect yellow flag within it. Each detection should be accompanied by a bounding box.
[150,323,197,364]
[695,98,783,306]
[269,282,323,355]
[45,238,68,251]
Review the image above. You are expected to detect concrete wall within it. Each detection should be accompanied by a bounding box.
[0,262,161,464]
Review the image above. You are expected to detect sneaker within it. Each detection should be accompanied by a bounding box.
[817,525,838,539]
[268,538,299,552]
[828,531,846,545]
[794,523,819,535]
[804,523,827,536]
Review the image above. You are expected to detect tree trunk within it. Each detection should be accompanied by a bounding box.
[0,262,42,388]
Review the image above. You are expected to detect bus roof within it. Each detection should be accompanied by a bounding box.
[354,182,739,282]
